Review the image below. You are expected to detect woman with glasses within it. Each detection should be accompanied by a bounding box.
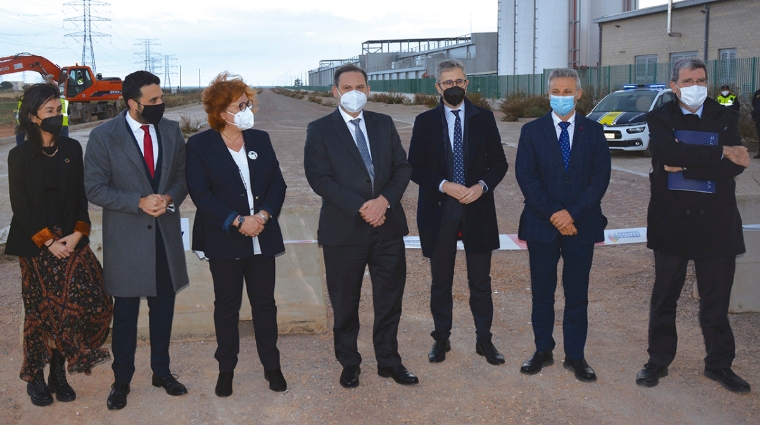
[185,72,288,396]
[6,83,112,406]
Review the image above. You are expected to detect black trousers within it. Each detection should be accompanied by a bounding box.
[111,237,175,384]
[209,255,280,372]
[527,237,594,360]
[647,251,736,369]
[430,201,493,343]
[322,233,406,368]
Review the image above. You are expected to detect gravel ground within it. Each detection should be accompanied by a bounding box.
[0,89,759,424]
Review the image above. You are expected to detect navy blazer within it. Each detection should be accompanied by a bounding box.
[408,98,508,257]
[186,128,286,260]
[515,112,611,244]
[304,108,411,246]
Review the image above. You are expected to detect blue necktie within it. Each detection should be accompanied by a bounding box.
[558,121,571,172]
[452,110,464,185]
[350,118,374,183]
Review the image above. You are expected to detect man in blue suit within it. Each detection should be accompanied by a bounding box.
[515,68,611,382]
[408,59,508,365]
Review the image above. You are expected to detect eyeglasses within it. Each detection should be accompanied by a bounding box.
[679,78,707,87]
[230,99,253,112]
[438,79,468,89]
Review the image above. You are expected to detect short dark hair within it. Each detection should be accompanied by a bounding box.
[17,83,60,149]
[122,70,160,104]
[333,64,367,88]
[670,57,707,83]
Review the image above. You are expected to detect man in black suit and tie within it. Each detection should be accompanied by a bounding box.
[635,57,751,393]
[408,59,508,365]
[515,69,611,382]
[304,64,417,388]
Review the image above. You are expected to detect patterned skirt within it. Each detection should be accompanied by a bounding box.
[18,244,113,381]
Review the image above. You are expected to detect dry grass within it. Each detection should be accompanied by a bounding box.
[163,90,203,109]
[466,92,492,110]
[179,114,206,137]
[368,91,407,104]
[498,92,550,122]
[413,93,439,108]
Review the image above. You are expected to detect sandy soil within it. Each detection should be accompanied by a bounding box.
[0,89,759,424]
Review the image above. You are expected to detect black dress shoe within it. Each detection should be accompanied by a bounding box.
[754,153,760,159]
[563,357,597,382]
[215,371,234,397]
[264,368,287,392]
[636,363,668,387]
[340,365,361,388]
[476,340,505,365]
[152,374,188,396]
[429,339,451,363]
[48,350,76,402]
[704,368,751,393]
[520,351,554,375]
[377,364,419,385]
[106,382,130,410]
[27,370,54,407]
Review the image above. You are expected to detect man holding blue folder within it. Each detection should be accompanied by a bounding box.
[637,57,751,393]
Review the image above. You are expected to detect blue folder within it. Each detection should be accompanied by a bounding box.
[667,130,718,193]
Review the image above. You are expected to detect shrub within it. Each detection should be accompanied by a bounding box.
[179,114,205,136]
[739,105,758,143]
[413,93,439,108]
[162,90,203,109]
[369,91,407,104]
[498,92,550,121]
[307,93,323,104]
[466,92,492,110]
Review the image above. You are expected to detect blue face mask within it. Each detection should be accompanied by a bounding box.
[550,95,576,116]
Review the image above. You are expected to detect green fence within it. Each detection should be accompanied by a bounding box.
[290,57,760,103]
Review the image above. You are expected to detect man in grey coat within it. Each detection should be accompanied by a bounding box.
[84,71,189,410]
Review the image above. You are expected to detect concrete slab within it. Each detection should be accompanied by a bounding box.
[87,205,327,341]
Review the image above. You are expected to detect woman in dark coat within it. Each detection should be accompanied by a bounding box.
[186,73,287,396]
[6,83,113,406]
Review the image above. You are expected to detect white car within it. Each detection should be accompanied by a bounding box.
[587,84,677,156]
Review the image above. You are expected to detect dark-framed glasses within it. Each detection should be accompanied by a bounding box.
[438,79,468,89]
[233,99,254,112]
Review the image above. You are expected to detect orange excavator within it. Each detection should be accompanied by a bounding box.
[1,53,122,123]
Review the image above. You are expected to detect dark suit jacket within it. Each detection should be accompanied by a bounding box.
[408,98,508,257]
[646,97,745,259]
[6,137,91,257]
[304,108,411,246]
[515,112,611,244]
[186,128,286,259]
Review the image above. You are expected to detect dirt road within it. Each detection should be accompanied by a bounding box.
[1,89,759,424]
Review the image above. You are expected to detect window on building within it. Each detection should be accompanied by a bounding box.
[635,55,657,84]
[670,51,699,69]
[717,48,737,87]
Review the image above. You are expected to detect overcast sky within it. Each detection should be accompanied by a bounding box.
[2,0,671,87]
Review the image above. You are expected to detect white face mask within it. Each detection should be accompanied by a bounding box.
[721,90,730,97]
[338,89,367,113]
[677,85,708,110]
[225,108,254,130]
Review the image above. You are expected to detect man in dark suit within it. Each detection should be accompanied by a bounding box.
[408,59,508,365]
[636,57,751,393]
[304,64,417,388]
[515,68,611,382]
[84,71,189,410]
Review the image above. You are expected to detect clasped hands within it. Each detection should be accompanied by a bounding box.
[664,140,749,172]
[45,231,84,259]
[550,209,577,236]
[360,195,389,227]
[139,194,172,217]
[237,213,267,238]
[442,182,483,205]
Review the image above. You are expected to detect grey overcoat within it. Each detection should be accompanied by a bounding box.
[84,109,189,297]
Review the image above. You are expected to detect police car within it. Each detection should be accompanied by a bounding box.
[587,84,677,156]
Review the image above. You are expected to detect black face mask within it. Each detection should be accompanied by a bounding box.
[38,115,64,136]
[442,86,466,107]
[137,102,165,125]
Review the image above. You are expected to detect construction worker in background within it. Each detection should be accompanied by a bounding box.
[716,84,741,113]
[15,94,70,145]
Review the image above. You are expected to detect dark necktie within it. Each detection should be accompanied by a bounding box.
[558,121,571,172]
[452,109,464,185]
[349,118,374,183]
[141,125,155,178]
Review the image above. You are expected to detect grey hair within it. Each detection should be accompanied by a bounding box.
[547,69,582,90]
[670,57,708,83]
[435,59,466,82]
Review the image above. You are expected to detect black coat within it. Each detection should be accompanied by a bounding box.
[6,137,90,257]
[408,98,508,257]
[646,97,745,259]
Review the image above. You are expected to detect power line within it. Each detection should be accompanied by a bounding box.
[134,39,162,74]
[64,0,111,74]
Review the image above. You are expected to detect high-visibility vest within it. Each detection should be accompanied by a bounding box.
[717,94,736,106]
[60,98,69,127]
[15,99,21,124]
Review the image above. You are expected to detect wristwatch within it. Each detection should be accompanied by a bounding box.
[237,215,245,228]
[478,180,488,193]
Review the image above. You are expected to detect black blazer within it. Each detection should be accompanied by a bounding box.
[408,98,508,257]
[186,128,286,260]
[304,108,411,246]
[515,112,611,245]
[6,137,91,257]
[646,97,745,259]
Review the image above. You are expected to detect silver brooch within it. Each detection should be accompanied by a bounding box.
[248,151,258,160]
